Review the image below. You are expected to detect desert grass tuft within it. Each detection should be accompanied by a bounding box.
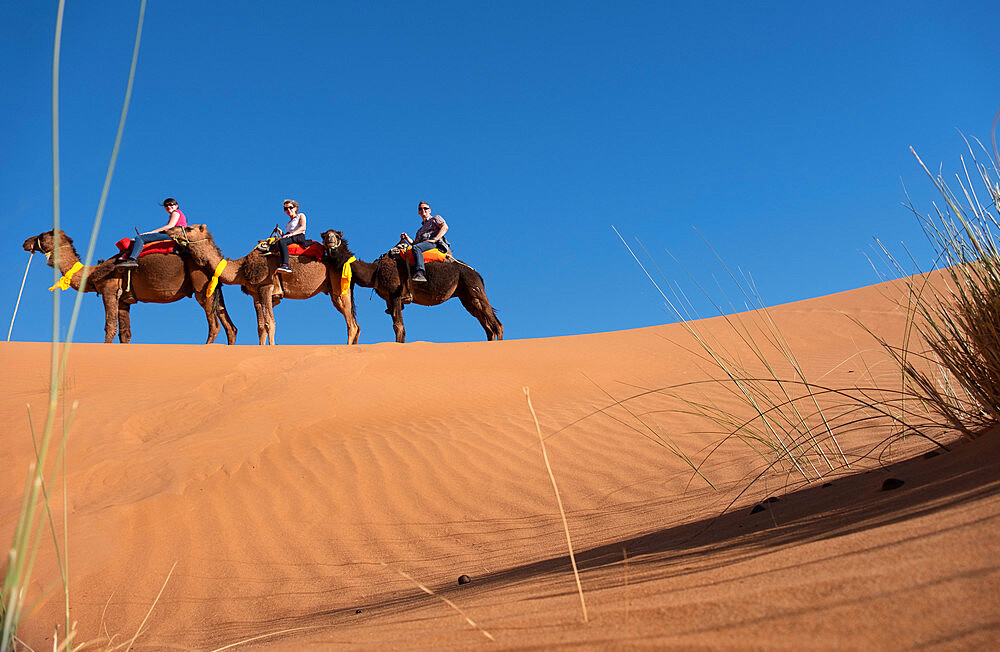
[610,135,1000,498]
[867,139,1000,439]
[614,226,849,483]
[523,387,588,624]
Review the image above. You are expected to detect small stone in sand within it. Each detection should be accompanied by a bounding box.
[881,478,905,491]
[750,504,766,514]
[458,574,472,585]
[355,609,362,614]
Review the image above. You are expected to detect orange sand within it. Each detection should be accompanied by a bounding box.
[1,277,998,649]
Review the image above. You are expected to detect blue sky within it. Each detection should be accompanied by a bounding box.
[2,1,997,345]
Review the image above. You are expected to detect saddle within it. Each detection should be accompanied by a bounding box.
[256,237,325,261]
[114,237,177,258]
[390,244,453,265]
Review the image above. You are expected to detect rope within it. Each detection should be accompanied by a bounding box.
[8,253,33,341]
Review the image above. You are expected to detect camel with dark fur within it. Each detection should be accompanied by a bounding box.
[171,224,359,345]
[22,230,237,344]
[321,229,502,343]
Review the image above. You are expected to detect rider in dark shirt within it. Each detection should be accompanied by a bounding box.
[400,201,448,282]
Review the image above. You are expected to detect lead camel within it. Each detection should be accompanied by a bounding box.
[22,229,237,344]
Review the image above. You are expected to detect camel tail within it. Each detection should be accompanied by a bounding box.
[462,265,503,340]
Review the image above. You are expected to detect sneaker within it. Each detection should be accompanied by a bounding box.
[276,265,293,274]
[413,271,427,282]
[115,257,138,269]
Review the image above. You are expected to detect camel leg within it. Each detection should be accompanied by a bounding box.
[117,302,132,343]
[258,285,278,345]
[195,289,221,344]
[217,290,238,345]
[330,291,360,345]
[253,295,270,345]
[102,289,121,343]
[458,291,503,341]
[388,297,406,343]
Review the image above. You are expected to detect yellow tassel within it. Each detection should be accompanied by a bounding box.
[341,256,356,295]
[207,259,227,297]
[49,261,83,292]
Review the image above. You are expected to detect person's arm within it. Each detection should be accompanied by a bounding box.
[430,217,448,242]
[146,210,181,234]
[400,232,414,244]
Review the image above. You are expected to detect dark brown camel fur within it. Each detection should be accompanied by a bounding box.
[321,229,502,343]
[171,224,359,345]
[22,230,237,344]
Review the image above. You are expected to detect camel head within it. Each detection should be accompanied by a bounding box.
[321,229,344,252]
[23,230,72,266]
[166,224,222,265]
[165,223,211,246]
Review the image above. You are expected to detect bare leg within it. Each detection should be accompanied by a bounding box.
[102,289,120,343]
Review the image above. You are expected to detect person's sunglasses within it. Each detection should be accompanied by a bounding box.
[284,206,295,210]
[419,206,430,211]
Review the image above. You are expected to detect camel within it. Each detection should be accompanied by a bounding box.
[170,224,360,345]
[22,230,237,344]
[321,229,503,343]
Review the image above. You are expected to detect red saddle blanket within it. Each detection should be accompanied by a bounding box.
[398,247,449,264]
[115,238,177,258]
[287,242,325,260]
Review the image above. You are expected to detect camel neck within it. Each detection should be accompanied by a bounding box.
[51,243,81,272]
[349,258,377,288]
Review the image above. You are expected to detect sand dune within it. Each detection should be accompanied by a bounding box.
[1,276,998,649]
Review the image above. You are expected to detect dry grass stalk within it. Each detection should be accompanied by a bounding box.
[117,561,176,652]
[523,387,589,624]
[380,563,495,642]
[1,2,147,648]
[207,625,326,652]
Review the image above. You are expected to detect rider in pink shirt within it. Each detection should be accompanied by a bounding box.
[116,198,187,268]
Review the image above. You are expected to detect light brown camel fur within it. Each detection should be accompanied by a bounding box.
[22,230,237,344]
[170,224,360,345]
[321,229,502,343]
